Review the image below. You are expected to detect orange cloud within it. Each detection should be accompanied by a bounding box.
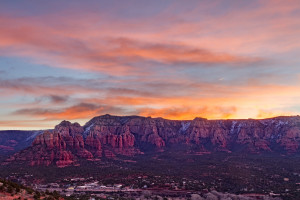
[0,120,54,129]
[105,38,261,65]
[0,13,263,78]
[137,106,237,120]
[256,110,296,119]
[13,103,126,121]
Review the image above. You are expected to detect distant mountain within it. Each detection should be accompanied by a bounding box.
[3,114,300,167]
[0,130,43,158]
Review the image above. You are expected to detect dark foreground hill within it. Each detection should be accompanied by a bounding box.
[0,178,63,200]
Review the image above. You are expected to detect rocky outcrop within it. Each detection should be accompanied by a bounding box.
[7,121,90,167]
[4,115,300,167]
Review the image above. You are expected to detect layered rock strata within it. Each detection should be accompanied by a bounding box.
[5,115,300,167]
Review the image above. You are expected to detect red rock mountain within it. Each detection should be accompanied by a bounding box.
[5,115,300,167]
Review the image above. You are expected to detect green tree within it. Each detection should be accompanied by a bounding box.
[26,188,34,194]
[52,190,60,200]
[15,186,20,193]
[34,191,41,199]
[7,185,14,194]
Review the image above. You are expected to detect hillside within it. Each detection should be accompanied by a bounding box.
[0,130,42,158]
[0,179,62,200]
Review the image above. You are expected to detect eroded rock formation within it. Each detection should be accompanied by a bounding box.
[5,114,300,167]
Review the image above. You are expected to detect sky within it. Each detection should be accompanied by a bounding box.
[0,0,300,129]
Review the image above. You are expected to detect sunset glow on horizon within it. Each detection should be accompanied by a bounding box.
[1,0,300,129]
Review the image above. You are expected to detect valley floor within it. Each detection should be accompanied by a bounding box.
[1,152,300,199]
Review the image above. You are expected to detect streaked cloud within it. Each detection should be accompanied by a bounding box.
[0,14,262,77]
[13,103,127,120]
[0,0,300,129]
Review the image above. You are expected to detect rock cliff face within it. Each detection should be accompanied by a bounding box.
[5,115,300,167]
